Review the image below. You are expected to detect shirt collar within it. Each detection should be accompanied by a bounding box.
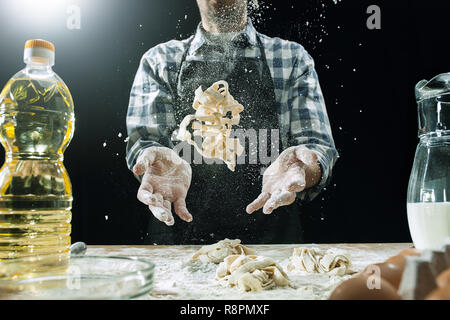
[188,19,259,55]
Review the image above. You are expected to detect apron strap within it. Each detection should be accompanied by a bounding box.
[175,36,195,92]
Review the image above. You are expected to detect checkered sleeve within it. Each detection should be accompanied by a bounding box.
[288,46,338,202]
[126,54,176,172]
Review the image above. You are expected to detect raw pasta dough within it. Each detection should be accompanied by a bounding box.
[216,255,290,292]
[191,239,255,264]
[287,247,355,275]
[176,80,244,171]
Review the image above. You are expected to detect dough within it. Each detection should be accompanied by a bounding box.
[191,239,255,264]
[216,255,290,292]
[176,80,244,171]
[287,247,355,275]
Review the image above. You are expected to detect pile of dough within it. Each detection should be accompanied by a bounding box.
[191,239,255,264]
[216,255,290,292]
[287,247,355,275]
[176,80,244,171]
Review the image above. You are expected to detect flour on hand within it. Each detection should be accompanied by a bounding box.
[287,247,356,275]
[191,238,255,264]
[216,255,290,292]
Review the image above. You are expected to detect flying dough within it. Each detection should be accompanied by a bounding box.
[287,247,356,275]
[215,255,290,292]
[176,80,244,171]
[191,238,255,264]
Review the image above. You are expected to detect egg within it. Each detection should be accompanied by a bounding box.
[425,285,450,300]
[436,268,450,288]
[398,248,422,257]
[384,248,422,271]
[329,274,401,300]
[385,255,407,271]
[362,262,403,290]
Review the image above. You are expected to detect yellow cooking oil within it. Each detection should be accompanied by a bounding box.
[0,40,74,262]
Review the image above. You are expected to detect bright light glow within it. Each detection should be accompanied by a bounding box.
[6,0,66,26]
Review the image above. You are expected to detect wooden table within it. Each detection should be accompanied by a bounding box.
[87,243,412,300]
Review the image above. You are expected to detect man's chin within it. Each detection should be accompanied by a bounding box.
[209,0,245,14]
[209,0,240,8]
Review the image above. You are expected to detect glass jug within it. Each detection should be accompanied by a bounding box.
[407,73,450,250]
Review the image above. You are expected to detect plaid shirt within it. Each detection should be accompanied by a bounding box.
[126,19,338,201]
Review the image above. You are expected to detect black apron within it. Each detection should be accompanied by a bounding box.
[144,34,304,244]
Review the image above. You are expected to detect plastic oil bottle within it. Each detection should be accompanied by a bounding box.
[0,40,74,260]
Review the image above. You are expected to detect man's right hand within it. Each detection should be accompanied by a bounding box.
[133,147,193,226]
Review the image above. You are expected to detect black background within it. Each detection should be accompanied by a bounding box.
[0,0,448,244]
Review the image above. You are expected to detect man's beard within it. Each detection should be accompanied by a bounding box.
[206,2,247,31]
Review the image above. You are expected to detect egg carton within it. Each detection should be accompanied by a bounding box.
[397,238,450,300]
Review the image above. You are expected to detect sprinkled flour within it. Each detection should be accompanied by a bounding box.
[86,243,411,300]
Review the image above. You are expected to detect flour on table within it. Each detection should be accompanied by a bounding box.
[216,255,290,292]
[191,238,255,264]
[85,243,411,300]
[287,247,356,275]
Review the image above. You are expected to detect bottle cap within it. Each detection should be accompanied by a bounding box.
[24,39,55,66]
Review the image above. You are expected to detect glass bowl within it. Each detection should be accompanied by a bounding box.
[0,255,154,300]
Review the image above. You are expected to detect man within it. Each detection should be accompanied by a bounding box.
[126,0,338,244]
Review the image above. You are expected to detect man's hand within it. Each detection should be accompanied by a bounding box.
[133,147,193,226]
[246,146,322,215]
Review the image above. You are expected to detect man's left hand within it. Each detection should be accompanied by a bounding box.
[246,146,322,215]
